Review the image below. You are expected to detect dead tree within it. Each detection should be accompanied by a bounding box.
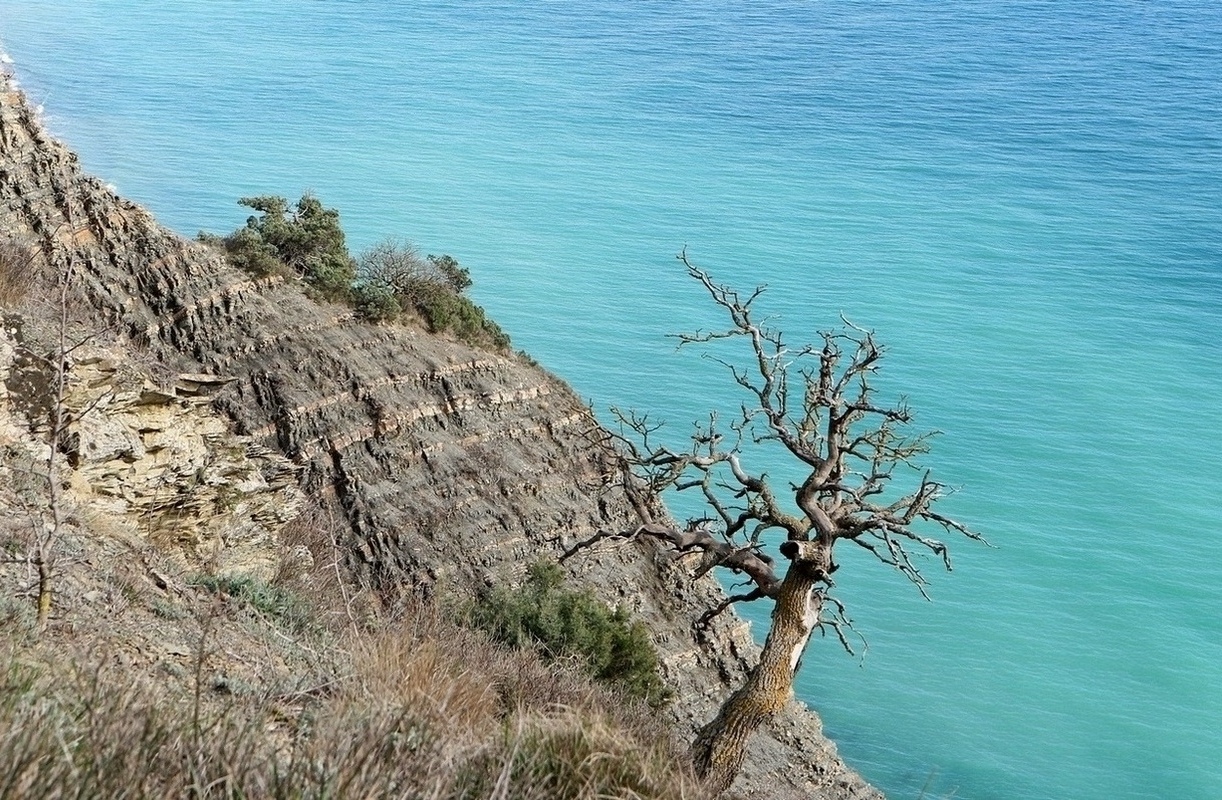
[29,260,79,632]
[568,252,981,796]
[4,248,99,634]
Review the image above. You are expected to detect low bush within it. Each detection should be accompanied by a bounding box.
[351,281,402,323]
[199,227,282,278]
[201,194,356,300]
[408,277,511,350]
[467,561,671,707]
[355,240,509,349]
[189,574,314,635]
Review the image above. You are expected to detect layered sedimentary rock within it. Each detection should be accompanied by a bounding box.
[0,72,881,799]
[0,321,302,577]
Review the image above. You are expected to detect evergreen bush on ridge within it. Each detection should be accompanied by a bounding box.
[200,195,509,350]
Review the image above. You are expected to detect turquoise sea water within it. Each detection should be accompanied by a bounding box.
[2,3,1220,797]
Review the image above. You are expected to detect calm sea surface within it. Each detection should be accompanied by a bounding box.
[2,3,1220,797]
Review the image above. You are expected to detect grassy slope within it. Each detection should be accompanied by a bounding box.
[0,508,702,799]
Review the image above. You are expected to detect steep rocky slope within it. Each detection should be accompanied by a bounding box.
[0,71,881,799]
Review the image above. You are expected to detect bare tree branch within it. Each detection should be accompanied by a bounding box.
[697,588,766,628]
[566,253,981,796]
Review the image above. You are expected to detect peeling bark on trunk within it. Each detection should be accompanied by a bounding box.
[690,540,829,796]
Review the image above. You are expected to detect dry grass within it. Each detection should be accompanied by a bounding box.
[0,238,37,309]
[0,593,701,800]
[271,501,379,632]
[0,483,700,799]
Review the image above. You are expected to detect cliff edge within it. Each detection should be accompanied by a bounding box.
[0,71,881,800]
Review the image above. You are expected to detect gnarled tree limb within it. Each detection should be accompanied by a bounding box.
[567,253,981,796]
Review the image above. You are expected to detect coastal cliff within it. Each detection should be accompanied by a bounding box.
[0,72,880,799]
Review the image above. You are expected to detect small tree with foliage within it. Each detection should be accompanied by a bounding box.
[353,240,508,349]
[212,194,356,300]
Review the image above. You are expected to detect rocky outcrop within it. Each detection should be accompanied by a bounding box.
[0,316,301,577]
[0,70,882,800]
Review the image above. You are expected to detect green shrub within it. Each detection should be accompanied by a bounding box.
[203,202,508,350]
[207,194,356,300]
[189,574,313,634]
[355,240,509,349]
[410,279,510,350]
[351,281,403,323]
[199,226,282,278]
[467,562,670,707]
[427,253,472,293]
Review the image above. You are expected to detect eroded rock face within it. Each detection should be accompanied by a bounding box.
[0,72,882,800]
[0,318,302,578]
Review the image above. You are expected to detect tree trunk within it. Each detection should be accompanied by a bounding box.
[35,556,52,631]
[690,540,829,796]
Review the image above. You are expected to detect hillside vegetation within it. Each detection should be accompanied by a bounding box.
[0,507,697,799]
[198,194,510,350]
